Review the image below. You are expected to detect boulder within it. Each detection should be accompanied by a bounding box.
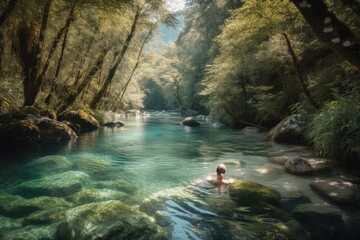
[24,155,73,176]
[181,117,200,127]
[284,157,331,175]
[57,110,99,133]
[283,157,313,175]
[91,179,136,194]
[0,193,72,218]
[12,171,90,198]
[2,223,60,240]
[0,216,22,234]
[280,191,312,212]
[103,121,125,128]
[0,110,77,145]
[267,114,306,145]
[228,180,281,206]
[0,96,11,114]
[292,203,346,240]
[310,180,360,206]
[66,188,128,205]
[73,153,111,174]
[65,200,158,240]
[18,105,56,119]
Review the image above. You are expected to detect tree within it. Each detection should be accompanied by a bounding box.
[290,0,360,69]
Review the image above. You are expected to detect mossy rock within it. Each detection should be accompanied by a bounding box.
[229,180,281,206]
[12,171,90,198]
[25,155,73,176]
[0,193,72,218]
[0,96,11,114]
[2,223,60,240]
[58,110,100,133]
[0,216,22,235]
[0,110,77,145]
[66,188,128,205]
[181,117,200,127]
[74,153,111,174]
[91,179,136,194]
[65,200,158,240]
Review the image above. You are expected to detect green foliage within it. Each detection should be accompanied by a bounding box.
[306,85,360,166]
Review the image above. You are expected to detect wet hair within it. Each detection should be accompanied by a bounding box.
[216,164,226,177]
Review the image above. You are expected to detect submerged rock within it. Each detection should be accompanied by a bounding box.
[280,191,312,212]
[65,200,158,240]
[2,223,60,240]
[267,114,306,145]
[0,193,72,218]
[229,180,281,206]
[91,179,136,194]
[310,180,360,206]
[284,157,331,175]
[181,117,200,127]
[284,157,313,175]
[66,188,128,205]
[57,110,100,133]
[0,216,22,233]
[12,171,90,198]
[292,203,346,240]
[25,155,73,176]
[73,153,111,174]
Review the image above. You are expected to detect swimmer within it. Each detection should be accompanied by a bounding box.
[207,163,235,185]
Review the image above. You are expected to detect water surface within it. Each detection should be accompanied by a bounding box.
[0,116,358,239]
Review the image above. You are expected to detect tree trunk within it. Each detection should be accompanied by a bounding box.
[23,0,52,106]
[110,28,152,111]
[340,0,360,17]
[89,9,140,109]
[290,0,360,69]
[45,0,78,105]
[57,48,109,114]
[282,32,319,110]
[0,0,18,27]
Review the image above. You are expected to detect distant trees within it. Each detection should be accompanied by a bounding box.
[0,0,175,112]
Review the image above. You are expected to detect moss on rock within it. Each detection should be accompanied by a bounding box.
[229,180,281,206]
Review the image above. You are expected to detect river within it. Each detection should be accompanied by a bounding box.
[0,114,358,239]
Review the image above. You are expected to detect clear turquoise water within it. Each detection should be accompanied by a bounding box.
[0,116,358,239]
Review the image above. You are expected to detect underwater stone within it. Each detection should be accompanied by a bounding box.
[65,200,158,240]
[91,179,136,194]
[2,223,59,240]
[311,180,360,206]
[0,193,73,219]
[293,203,345,240]
[229,180,281,206]
[73,154,111,174]
[25,155,73,176]
[66,188,128,205]
[12,171,90,198]
[0,216,22,233]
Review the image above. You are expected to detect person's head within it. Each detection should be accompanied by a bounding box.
[216,164,226,178]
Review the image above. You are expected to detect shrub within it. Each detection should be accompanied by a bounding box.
[306,90,360,167]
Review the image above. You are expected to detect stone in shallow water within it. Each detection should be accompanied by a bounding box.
[310,180,360,206]
[229,180,281,206]
[0,216,22,233]
[91,179,136,194]
[65,200,158,240]
[66,188,128,205]
[0,193,73,218]
[292,203,346,240]
[12,171,90,198]
[73,154,111,174]
[2,223,59,240]
[25,155,73,176]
